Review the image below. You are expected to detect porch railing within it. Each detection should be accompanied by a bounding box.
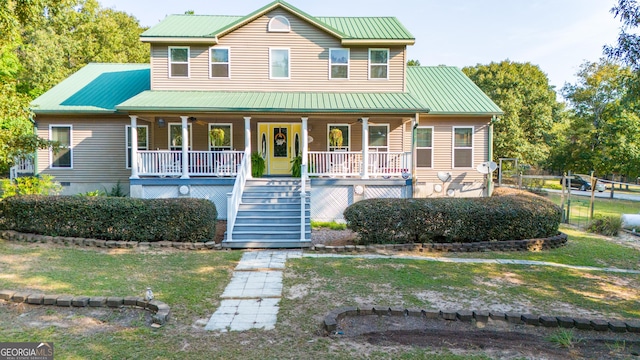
[226,152,250,243]
[137,150,244,177]
[308,151,411,178]
[9,155,35,180]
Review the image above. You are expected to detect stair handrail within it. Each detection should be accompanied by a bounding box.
[300,163,307,241]
[226,151,250,242]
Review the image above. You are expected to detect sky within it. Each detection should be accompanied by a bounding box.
[101,0,622,92]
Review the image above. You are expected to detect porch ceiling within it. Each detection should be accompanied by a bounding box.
[116,90,429,114]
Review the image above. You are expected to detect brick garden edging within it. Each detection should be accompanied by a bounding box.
[0,289,170,326]
[323,306,640,334]
[0,230,568,253]
[313,233,568,253]
[0,230,221,250]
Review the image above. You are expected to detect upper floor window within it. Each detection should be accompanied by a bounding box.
[268,15,290,32]
[169,47,189,78]
[328,124,350,151]
[209,124,232,151]
[416,127,433,168]
[329,48,349,79]
[369,49,389,79]
[270,48,290,79]
[210,47,230,78]
[453,126,473,168]
[50,125,72,169]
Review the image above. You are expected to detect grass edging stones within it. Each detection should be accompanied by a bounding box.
[0,289,170,326]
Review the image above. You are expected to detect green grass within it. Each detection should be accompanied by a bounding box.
[311,220,347,230]
[445,225,640,270]
[546,329,582,348]
[545,193,640,226]
[1,231,639,359]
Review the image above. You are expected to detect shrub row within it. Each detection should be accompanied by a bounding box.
[0,196,217,242]
[343,192,561,245]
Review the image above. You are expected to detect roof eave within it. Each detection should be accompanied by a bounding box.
[140,36,219,44]
[116,106,428,114]
[341,39,415,46]
[424,111,504,116]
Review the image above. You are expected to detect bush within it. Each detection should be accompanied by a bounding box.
[0,175,62,198]
[343,194,561,245]
[0,196,217,242]
[586,215,622,236]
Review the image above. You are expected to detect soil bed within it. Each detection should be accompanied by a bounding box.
[336,314,640,359]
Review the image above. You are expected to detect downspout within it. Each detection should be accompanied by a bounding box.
[487,116,496,196]
[411,113,419,199]
[30,114,38,176]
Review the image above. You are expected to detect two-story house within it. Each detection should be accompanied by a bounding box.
[30,0,502,248]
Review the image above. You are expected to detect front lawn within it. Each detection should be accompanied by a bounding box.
[0,229,638,359]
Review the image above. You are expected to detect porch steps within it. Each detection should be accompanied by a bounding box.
[223,178,311,249]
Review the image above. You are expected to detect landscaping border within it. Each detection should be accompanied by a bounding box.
[0,230,568,253]
[0,289,170,326]
[323,306,640,334]
[312,233,568,253]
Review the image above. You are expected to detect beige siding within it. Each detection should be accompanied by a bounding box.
[414,116,491,183]
[151,8,406,92]
[36,116,142,183]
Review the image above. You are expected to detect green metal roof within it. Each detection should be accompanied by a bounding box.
[31,63,150,114]
[117,91,427,113]
[141,0,414,43]
[407,66,503,115]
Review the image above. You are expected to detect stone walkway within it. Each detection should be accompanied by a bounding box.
[205,250,640,332]
[204,250,301,331]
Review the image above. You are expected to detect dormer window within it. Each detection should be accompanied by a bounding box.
[268,15,290,32]
[169,46,189,78]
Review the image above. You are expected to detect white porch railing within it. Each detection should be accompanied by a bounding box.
[308,151,411,178]
[137,150,244,177]
[226,152,250,242]
[368,151,412,178]
[9,155,35,180]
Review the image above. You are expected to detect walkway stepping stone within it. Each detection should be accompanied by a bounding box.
[609,320,628,333]
[556,316,575,328]
[591,319,609,331]
[539,316,558,327]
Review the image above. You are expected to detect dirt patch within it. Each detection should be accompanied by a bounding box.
[336,314,640,359]
[1,302,152,335]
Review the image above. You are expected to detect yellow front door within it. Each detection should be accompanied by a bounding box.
[257,123,302,175]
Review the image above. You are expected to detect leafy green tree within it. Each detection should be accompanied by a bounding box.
[604,0,640,70]
[407,59,421,66]
[559,60,640,178]
[463,60,560,166]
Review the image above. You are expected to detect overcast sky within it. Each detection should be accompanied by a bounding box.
[101,0,622,92]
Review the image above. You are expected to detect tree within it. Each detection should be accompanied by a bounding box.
[463,61,560,166]
[604,0,640,71]
[407,59,421,66]
[558,59,640,179]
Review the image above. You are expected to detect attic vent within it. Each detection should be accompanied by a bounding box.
[269,15,290,32]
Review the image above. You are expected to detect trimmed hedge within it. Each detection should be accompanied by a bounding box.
[343,192,561,245]
[0,196,217,242]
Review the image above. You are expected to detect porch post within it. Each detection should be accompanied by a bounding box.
[301,117,308,179]
[244,116,252,178]
[361,117,369,179]
[180,115,190,179]
[129,115,139,179]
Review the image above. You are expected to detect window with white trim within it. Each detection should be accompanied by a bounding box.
[453,126,473,168]
[416,127,433,168]
[126,125,148,169]
[268,15,290,32]
[329,48,349,79]
[369,49,389,79]
[270,48,290,79]
[168,123,192,151]
[50,125,72,168]
[169,47,189,77]
[209,124,232,151]
[328,124,350,151]
[210,47,230,78]
[368,124,389,152]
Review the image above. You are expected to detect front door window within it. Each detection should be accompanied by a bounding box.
[273,127,288,158]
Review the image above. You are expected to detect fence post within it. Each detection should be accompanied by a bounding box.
[561,172,566,223]
[566,171,572,224]
[589,171,595,221]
